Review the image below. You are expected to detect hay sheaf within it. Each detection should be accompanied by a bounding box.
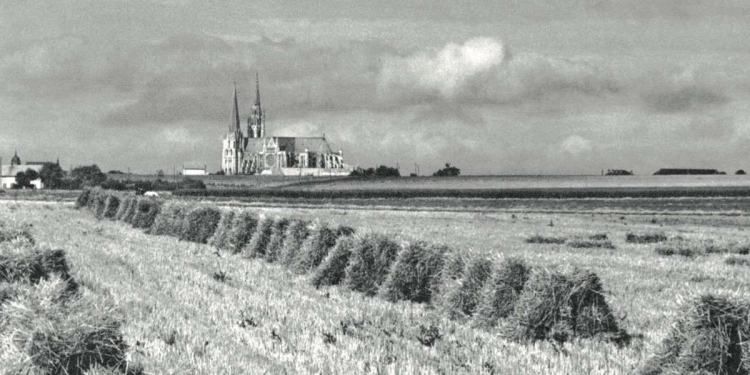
[93,192,108,219]
[312,236,355,288]
[379,241,448,304]
[226,210,259,254]
[114,197,135,221]
[626,232,668,244]
[131,198,162,231]
[279,220,311,267]
[293,224,354,274]
[75,189,91,209]
[503,268,624,344]
[207,210,235,251]
[264,218,291,263]
[102,195,121,220]
[121,197,139,225]
[0,278,128,375]
[149,202,190,237]
[639,294,750,375]
[180,205,222,244]
[0,221,35,244]
[344,233,402,296]
[243,216,274,259]
[438,256,494,320]
[0,247,76,291]
[474,257,530,329]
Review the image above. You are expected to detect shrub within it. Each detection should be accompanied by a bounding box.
[75,189,91,209]
[242,216,274,259]
[639,294,750,375]
[225,210,259,254]
[293,223,354,274]
[114,196,134,221]
[626,232,668,244]
[132,198,162,230]
[279,220,311,267]
[344,233,401,296]
[264,218,291,263]
[150,202,190,237]
[0,278,128,375]
[474,257,530,328]
[207,210,235,251]
[725,256,750,267]
[102,194,120,220]
[379,241,448,304]
[438,256,494,320]
[526,235,567,245]
[504,268,624,344]
[311,236,355,288]
[180,205,222,244]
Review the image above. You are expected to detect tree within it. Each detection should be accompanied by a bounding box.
[13,169,40,189]
[39,163,65,189]
[157,170,166,177]
[737,170,747,175]
[433,163,460,177]
[71,165,107,187]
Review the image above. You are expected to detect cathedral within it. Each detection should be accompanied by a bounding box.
[222,75,351,176]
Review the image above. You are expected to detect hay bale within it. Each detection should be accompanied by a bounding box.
[114,196,134,221]
[264,218,291,263]
[566,238,616,249]
[150,202,189,237]
[102,195,121,220]
[242,216,274,259]
[379,241,448,304]
[640,294,750,375]
[225,210,259,254]
[0,278,128,375]
[0,247,75,287]
[311,236,355,288]
[279,220,311,267]
[344,233,402,296]
[504,268,623,343]
[293,223,351,274]
[75,189,91,209]
[473,257,530,328]
[437,256,493,320]
[131,198,162,230]
[207,210,235,251]
[180,205,222,244]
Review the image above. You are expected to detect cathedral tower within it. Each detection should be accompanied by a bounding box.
[248,73,265,138]
[223,83,244,175]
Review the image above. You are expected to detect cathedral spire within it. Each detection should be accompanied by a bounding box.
[254,72,261,107]
[230,82,240,133]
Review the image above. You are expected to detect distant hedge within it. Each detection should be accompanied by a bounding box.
[173,186,750,200]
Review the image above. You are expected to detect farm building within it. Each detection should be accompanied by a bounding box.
[0,151,46,189]
[182,165,208,176]
[222,74,352,176]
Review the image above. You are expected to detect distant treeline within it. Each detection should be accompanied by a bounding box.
[174,186,750,200]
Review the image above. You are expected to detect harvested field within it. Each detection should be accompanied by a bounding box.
[6,189,750,374]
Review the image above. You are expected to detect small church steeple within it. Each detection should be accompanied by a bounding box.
[10,150,20,167]
[230,81,240,134]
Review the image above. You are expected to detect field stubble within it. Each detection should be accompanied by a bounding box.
[2,200,750,374]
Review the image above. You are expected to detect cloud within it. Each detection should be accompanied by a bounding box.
[639,68,728,113]
[561,135,593,155]
[377,37,620,114]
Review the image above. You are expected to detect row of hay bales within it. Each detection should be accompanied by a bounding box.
[79,189,628,345]
[77,189,750,374]
[0,219,140,374]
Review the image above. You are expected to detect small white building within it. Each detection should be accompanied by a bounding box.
[0,152,45,189]
[182,165,208,176]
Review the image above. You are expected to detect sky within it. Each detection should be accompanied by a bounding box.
[1,0,749,175]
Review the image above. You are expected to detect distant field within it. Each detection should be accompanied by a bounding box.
[107,173,345,189]
[292,174,750,191]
